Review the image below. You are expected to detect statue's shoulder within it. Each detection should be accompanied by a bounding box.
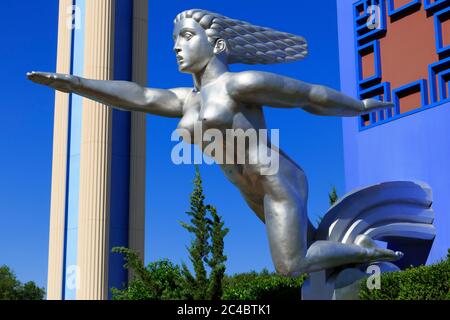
[226,70,283,97]
[227,70,277,91]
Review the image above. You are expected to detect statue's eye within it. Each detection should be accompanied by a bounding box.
[182,32,194,40]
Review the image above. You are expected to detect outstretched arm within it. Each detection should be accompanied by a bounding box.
[226,71,392,116]
[27,71,190,118]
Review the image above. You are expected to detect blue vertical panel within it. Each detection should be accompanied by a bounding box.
[63,0,85,300]
[337,0,450,265]
[107,0,133,297]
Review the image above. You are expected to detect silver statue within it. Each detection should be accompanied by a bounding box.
[28,9,434,278]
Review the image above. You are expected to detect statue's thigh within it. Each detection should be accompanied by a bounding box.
[263,186,308,272]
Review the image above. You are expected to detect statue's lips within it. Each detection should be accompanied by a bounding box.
[176,55,184,63]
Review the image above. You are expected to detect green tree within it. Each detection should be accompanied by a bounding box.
[111,249,185,300]
[316,186,339,227]
[206,205,229,300]
[112,166,229,300]
[0,265,45,300]
[180,166,210,299]
[328,186,338,206]
[180,166,229,300]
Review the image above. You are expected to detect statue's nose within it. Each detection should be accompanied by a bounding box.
[173,38,181,53]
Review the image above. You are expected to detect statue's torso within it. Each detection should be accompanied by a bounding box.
[177,73,264,135]
[174,73,306,221]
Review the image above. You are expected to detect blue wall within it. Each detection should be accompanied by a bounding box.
[337,0,450,264]
[108,0,133,297]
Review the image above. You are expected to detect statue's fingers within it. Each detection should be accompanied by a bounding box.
[27,71,55,86]
[27,71,43,81]
[26,71,41,81]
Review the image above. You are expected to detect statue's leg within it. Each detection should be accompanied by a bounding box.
[301,236,404,274]
[260,149,402,276]
[262,177,402,276]
[263,181,309,277]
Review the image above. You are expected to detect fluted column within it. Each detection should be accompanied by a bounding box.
[128,0,148,279]
[76,0,115,300]
[47,0,73,300]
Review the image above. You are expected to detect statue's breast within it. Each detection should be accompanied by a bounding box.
[176,92,200,144]
[199,85,236,131]
[176,82,239,145]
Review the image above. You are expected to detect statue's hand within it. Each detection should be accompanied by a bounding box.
[27,71,80,93]
[362,98,394,113]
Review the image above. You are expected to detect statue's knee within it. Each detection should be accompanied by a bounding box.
[275,260,304,277]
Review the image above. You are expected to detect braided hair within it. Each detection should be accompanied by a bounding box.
[174,9,308,65]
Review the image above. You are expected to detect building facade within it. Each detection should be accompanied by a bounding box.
[336,0,450,265]
[47,0,147,300]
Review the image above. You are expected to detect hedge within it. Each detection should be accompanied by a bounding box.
[222,269,306,300]
[359,251,450,300]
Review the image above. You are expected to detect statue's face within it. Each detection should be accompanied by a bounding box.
[173,18,215,74]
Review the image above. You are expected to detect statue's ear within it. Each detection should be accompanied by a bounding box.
[214,39,227,54]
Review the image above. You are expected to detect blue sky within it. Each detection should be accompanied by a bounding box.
[0,0,344,289]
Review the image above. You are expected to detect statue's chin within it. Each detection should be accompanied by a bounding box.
[177,64,188,72]
[178,66,194,75]
[177,61,205,75]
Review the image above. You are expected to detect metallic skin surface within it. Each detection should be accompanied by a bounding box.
[29,9,433,276]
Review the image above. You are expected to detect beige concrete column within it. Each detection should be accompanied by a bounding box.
[76,0,115,300]
[47,0,73,300]
[128,0,148,278]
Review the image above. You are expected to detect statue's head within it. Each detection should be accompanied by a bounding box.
[173,9,308,74]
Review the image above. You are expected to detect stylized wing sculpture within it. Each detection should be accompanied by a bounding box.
[315,181,436,268]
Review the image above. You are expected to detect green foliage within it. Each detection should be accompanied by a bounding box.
[180,166,229,300]
[316,186,339,226]
[0,265,45,300]
[111,249,186,300]
[328,186,338,206]
[113,166,229,300]
[222,269,306,300]
[360,255,450,300]
[179,166,210,299]
[205,205,229,300]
